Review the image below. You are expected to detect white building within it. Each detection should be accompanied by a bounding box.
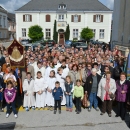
[0,6,8,40]
[15,0,112,44]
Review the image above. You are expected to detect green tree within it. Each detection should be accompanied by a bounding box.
[28,25,43,42]
[53,20,58,43]
[81,27,94,42]
[65,24,70,41]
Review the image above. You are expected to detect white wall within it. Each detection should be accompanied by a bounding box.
[16,11,112,43]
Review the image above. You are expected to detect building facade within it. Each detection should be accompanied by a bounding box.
[8,13,16,40]
[0,6,8,40]
[112,0,130,56]
[15,0,112,44]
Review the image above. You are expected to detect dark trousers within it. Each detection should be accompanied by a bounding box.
[6,101,17,114]
[54,100,61,111]
[102,100,112,114]
[75,97,81,112]
[117,101,126,120]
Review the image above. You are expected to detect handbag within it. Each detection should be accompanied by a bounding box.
[109,93,115,100]
[82,93,90,108]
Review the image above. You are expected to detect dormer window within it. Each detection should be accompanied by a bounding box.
[58,3,66,9]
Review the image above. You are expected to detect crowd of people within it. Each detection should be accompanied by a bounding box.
[0,43,130,121]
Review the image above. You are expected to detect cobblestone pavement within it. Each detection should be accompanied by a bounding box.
[0,107,130,130]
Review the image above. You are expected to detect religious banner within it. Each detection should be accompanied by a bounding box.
[7,39,25,67]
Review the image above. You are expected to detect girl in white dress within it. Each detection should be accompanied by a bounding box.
[34,71,47,109]
[46,70,56,110]
[23,72,35,111]
[56,67,66,105]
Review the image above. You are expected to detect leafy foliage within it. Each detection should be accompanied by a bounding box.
[65,24,70,41]
[53,20,58,43]
[81,27,94,42]
[28,25,43,42]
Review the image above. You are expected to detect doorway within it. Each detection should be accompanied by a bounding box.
[59,33,64,45]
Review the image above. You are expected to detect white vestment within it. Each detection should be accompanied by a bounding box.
[23,79,35,108]
[44,66,57,80]
[45,77,56,106]
[56,74,66,105]
[34,66,45,79]
[34,78,47,108]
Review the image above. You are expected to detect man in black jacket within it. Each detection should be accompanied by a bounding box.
[84,68,101,112]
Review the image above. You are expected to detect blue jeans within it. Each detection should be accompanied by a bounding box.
[89,92,98,109]
[6,101,17,114]
[66,95,73,108]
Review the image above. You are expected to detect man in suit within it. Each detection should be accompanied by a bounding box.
[84,68,101,112]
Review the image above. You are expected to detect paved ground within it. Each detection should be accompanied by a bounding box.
[0,106,130,130]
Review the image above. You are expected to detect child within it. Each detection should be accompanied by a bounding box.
[23,72,35,111]
[34,71,47,109]
[0,66,4,112]
[46,70,56,111]
[4,80,17,118]
[73,79,84,114]
[64,76,74,112]
[56,67,66,105]
[52,81,63,114]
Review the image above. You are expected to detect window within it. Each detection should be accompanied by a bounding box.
[3,17,6,27]
[0,32,1,38]
[74,15,78,22]
[73,29,78,38]
[45,29,51,39]
[58,4,66,9]
[23,14,32,22]
[58,15,64,21]
[46,15,50,22]
[22,28,26,37]
[99,29,105,39]
[0,16,1,26]
[71,15,81,22]
[92,29,96,39]
[93,15,103,22]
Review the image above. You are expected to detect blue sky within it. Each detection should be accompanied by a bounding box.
[0,0,114,13]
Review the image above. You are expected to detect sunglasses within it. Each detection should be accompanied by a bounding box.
[30,59,34,60]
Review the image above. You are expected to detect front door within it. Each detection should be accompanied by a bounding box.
[59,33,64,45]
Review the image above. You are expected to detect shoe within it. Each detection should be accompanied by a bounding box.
[100,112,104,115]
[95,108,99,111]
[66,108,69,111]
[50,107,54,111]
[14,114,18,118]
[25,107,29,111]
[76,111,79,114]
[32,107,35,110]
[59,110,61,114]
[69,108,73,112]
[108,114,112,117]
[6,113,9,118]
[88,108,91,112]
[54,110,56,114]
[115,115,119,117]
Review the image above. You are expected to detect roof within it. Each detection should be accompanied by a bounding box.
[0,5,7,13]
[16,0,111,12]
[8,13,15,22]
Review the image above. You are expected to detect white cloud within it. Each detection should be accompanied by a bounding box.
[0,0,30,13]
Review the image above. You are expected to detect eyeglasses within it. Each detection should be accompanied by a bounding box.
[30,59,34,60]
[87,66,91,67]
[78,65,82,67]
